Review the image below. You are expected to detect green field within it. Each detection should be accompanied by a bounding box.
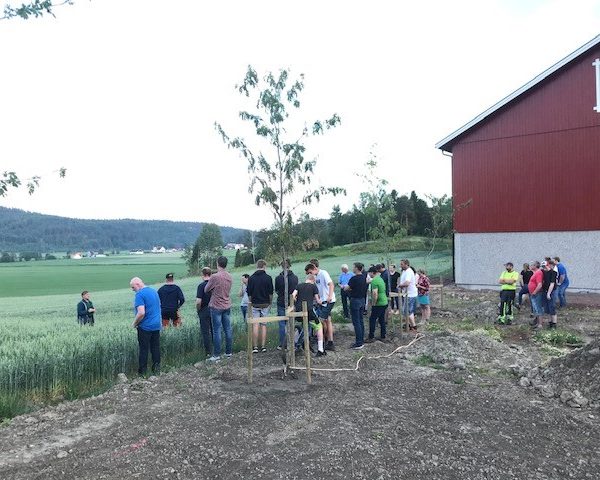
[0,252,190,298]
[0,245,451,419]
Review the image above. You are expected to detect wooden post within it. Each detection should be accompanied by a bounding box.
[440,275,444,309]
[288,294,295,368]
[302,301,311,384]
[247,302,253,383]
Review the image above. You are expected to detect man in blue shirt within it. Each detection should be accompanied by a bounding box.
[130,277,162,376]
[338,264,354,320]
[553,256,569,308]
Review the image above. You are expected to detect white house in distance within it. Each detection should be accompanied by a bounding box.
[224,243,245,250]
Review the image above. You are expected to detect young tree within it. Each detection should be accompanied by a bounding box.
[184,223,223,274]
[215,66,344,358]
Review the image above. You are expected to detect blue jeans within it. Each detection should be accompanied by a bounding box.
[530,293,544,316]
[350,297,365,346]
[517,285,531,309]
[240,305,248,323]
[277,305,287,347]
[557,282,569,307]
[210,307,233,357]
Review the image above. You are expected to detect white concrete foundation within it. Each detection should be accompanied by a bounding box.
[454,231,600,292]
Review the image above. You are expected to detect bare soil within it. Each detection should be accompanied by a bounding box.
[1,287,599,480]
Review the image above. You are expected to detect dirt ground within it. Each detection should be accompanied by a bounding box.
[1,287,599,480]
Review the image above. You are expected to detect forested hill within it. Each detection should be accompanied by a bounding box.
[0,207,248,252]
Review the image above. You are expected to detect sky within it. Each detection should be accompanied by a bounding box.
[1,0,599,230]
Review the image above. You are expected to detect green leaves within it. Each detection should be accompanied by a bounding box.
[1,0,73,21]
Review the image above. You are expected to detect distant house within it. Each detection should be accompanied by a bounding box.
[224,243,245,250]
[151,246,166,254]
[129,250,144,255]
[70,252,83,260]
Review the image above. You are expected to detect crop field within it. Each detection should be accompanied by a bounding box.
[0,248,451,419]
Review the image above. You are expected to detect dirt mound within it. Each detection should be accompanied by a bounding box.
[404,330,540,371]
[539,340,600,406]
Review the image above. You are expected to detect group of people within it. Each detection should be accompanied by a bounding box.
[78,255,433,375]
[497,256,569,330]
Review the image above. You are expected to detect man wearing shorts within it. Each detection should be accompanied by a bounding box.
[247,259,274,353]
[157,273,185,327]
[292,274,326,356]
[307,259,336,351]
[528,261,544,329]
[398,259,418,333]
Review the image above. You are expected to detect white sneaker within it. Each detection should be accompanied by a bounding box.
[208,356,221,362]
[225,353,233,358]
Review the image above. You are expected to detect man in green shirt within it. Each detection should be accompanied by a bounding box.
[498,262,518,325]
[366,266,389,342]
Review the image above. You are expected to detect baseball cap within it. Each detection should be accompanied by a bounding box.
[540,261,547,267]
[166,273,174,280]
[504,262,513,267]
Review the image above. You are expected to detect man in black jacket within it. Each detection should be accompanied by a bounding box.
[157,273,185,327]
[77,290,96,326]
[275,259,299,350]
[345,263,368,349]
[247,259,274,353]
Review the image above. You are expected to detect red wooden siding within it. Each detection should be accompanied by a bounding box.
[450,48,600,233]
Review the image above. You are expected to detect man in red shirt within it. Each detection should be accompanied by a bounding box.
[528,261,544,329]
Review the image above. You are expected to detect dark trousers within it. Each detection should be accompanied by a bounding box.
[137,328,160,375]
[350,297,366,346]
[499,290,516,317]
[340,289,350,318]
[198,309,213,356]
[369,305,387,339]
[390,296,400,310]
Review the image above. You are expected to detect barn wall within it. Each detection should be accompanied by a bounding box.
[455,231,600,291]
[451,46,600,233]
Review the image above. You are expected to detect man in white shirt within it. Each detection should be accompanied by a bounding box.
[398,259,418,333]
[306,259,336,351]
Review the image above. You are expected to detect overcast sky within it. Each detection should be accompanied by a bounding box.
[1,0,599,230]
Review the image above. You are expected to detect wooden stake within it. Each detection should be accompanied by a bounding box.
[302,301,311,384]
[440,275,444,309]
[247,302,253,383]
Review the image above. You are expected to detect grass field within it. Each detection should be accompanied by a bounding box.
[0,244,451,419]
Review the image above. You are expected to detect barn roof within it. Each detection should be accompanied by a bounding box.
[435,33,600,152]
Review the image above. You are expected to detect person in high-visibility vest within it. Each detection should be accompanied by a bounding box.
[498,262,519,324]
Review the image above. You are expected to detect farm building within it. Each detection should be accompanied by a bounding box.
[436,34,600,292]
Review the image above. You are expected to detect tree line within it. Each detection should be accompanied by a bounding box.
[0,207,248,252]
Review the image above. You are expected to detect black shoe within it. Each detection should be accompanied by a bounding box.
[316,350,327,357]
[325,341,335,351]
[364,337,375,344]
[529,318,537,327]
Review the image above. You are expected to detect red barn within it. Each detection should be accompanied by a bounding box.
[436,35,600,292]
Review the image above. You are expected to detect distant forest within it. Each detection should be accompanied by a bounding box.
[0,207,249,252]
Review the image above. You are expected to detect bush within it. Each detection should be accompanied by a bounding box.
[45,254,57,260]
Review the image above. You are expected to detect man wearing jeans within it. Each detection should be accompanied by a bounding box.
[130,277,161,376]
[399,259,418,333]
[275,259,298,350]
[345,262,368,349]
[553,256,569,308]
[205,256,233,362]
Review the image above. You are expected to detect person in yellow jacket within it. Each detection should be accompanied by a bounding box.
[498,262,519,324]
